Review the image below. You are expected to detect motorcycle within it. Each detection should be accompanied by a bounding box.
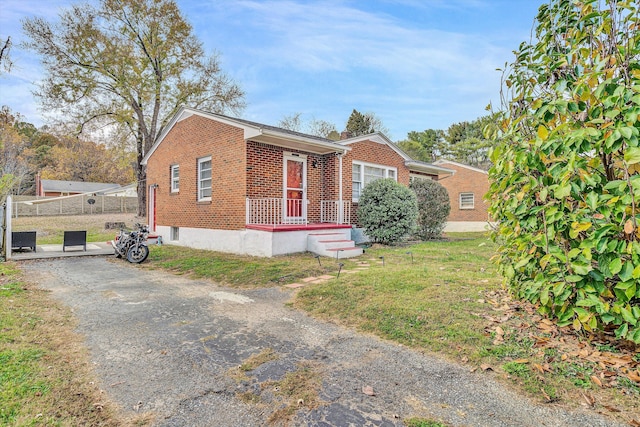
[111,223,150,263]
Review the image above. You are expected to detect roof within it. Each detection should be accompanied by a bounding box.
[40,180,121,194]
[339,132,455,176]
[433,159,489,175]
[142,106,351,165]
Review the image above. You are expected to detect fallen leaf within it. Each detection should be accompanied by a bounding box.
[626,371,640,383]
[581,392,595,407]
[461,356,469,363]
[624,219,635,234]
[630,420,640,427]
[495,326,505,336]
[540,388,551,401]
[602,405,620,413]
[362,385,375,396]
[590,375,602,387]
[513,359,529,364]
[480,363,493,371]
[533,363,545,374]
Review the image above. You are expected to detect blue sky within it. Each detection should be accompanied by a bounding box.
[0,0,542,140]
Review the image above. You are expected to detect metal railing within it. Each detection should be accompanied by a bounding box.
[320,200,351,224]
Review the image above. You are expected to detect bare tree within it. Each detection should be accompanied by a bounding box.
[22,0,245,216]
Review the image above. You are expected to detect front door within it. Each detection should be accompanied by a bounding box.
[283,153,307,224]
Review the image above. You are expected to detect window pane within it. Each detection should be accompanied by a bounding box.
[352,164,361,181]
[364,166,384,185]
[388,170,395,179]
[353,182,361,199]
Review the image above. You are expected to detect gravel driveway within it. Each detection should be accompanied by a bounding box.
[23,257,623,427]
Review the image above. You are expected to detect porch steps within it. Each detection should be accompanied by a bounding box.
[307,232,363,259]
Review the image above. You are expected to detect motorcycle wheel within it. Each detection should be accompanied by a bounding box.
[127,245,149,264]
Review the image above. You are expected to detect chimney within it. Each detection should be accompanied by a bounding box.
[340,131,352,140]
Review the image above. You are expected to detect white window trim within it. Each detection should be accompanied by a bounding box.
[170,164,179,193]
[352,160,398,202]
[198,156,212,202]
[460,192,475,210]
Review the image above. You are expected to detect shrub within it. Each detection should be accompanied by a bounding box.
[410,179,450,240]
[357,178,418,245]
[487,0,640,343]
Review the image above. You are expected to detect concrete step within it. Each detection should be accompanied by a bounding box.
[307,231,362,258]
[324,246,364,259]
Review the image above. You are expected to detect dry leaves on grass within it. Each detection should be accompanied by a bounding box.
[474,288,640,423]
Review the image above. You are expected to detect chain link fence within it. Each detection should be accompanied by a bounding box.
[12,195,138,217]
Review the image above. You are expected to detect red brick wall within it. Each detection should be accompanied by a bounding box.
[343,140,412,224]
[146,115,247,230]
[435,161,490,222]
[246,142,334,223]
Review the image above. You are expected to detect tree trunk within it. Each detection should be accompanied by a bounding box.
[136,127,147,218]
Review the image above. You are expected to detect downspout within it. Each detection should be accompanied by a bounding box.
[338,152,344,224]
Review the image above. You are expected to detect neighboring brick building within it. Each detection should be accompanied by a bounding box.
[142,106,453,257]
[433,160,495,232]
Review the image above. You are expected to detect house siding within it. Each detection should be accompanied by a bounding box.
[146,114,247,231]
[435,161,490,222]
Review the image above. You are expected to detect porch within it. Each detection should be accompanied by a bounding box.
[246,198,352,227]
[244,198,361,258]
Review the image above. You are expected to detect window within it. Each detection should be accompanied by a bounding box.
[460,192,475,209]
[170,226,179,241]
[198,156,212,201]
[352,163,362,200]
[352,161,397,201]
[410,174,433,183]
[170,164,179,192]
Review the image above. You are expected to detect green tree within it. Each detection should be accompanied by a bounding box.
[410,178,450,240]
[488,0,640,342]
[23,0,245,216]
[343,109,390,137]
[397,129,445,162]
[357,178,418,245]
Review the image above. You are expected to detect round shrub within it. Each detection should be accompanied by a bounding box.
[410,179,450,240]
[357,178,418,245]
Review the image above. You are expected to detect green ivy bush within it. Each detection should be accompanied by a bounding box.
[357,178,418,245]
[410,179,450,240]
[487,0,640,343]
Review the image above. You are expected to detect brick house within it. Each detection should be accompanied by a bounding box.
[433,160,495,232]
[142,107,453,257]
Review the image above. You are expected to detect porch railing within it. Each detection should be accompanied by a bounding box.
[246,198,308,225]
[320,200,351,225]
[246,198,351,225]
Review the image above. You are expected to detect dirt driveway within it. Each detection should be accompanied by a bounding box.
[23,257,623,427]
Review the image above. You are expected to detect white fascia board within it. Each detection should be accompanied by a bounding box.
[405,161,455,176]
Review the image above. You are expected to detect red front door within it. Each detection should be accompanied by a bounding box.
[284,155,306,224]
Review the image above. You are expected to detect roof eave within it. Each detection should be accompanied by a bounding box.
[405,161,455,176]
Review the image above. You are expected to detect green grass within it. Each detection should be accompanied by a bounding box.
[146,245,361,287]
[404,418,450,427]
[0,263,126,426]
[294,238,500,361]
